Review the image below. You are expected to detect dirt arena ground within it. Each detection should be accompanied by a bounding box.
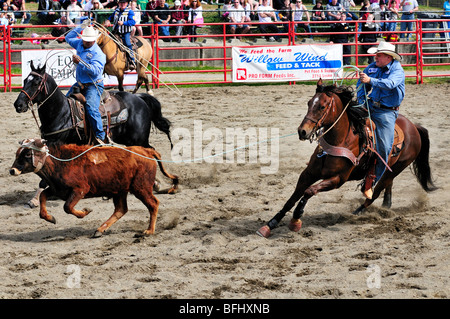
[0,83,448,299]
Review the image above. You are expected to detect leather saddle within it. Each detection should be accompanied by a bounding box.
[111,34,144,69]
[364,118,405,158]
[68,91,128,143]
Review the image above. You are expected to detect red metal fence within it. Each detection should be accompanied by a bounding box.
[1,18,449,91]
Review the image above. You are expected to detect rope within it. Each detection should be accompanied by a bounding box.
[24,132,297,164]
[91,21,182,97]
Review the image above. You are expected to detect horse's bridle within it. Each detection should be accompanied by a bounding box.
[304,93,335,140]
[20,71,50,107]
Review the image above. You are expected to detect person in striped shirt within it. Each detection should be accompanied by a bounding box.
[105,0,137,70]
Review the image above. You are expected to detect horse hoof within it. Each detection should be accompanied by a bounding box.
[92,230,103,238]
[288,218,302,232]
[353,205,365,215]
[256,225,271,238]
[153,180,161,193]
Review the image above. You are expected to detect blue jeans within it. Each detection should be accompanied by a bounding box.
[119,32,135,62]
[157,22,170,36]
[67,82,105,140]
[14,11,31,24]
[369,104,399,184]
[400,14,414,39]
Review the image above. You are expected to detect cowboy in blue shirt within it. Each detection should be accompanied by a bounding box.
[105,0,136,70]
[65,20,108,145]
[357,41,405,199]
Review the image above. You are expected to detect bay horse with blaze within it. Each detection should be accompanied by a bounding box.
[257,79,437,238]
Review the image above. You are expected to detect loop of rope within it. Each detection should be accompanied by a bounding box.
[23,132,298,164]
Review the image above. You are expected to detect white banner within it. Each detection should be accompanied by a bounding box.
[21,49,137,87]
[232,44,343,83]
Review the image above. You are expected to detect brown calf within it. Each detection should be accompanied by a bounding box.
[10,139,178,237]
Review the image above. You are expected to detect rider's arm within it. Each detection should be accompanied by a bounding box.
[369,62,405,90]
[65,26,83,47]
[81,49,106,79]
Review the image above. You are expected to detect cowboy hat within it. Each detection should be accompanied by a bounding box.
[367,41,402,61]
[81,26,99,42]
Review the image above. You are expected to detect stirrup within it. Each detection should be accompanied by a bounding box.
[128,61,136,71]
[94,137,105,146]
[104,135,116,145]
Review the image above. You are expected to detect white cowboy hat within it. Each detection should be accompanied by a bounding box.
[367,41,402,61]
[81,26,99,42]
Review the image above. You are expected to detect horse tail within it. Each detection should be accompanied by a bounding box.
[413,124,438,192]
[152,150,179,194]
[137,93,173,149]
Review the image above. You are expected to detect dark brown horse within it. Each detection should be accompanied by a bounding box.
[257,79,437,238]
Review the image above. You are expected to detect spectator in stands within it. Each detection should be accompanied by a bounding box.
[359,13,377,64]
[342,0,358,21]
[10,0,31,24]
[399,0,418,41]
[221,0,232,21]
[358,0,370,32]
[326,0,343,21]
[330,11,351,65]
[102,0,119,8]
[272,0,285,18]
[188,0,203,42]
[143,0,158,24]
[377,0,387,34]
[154,0,171,40]
[0,12,11,26]
[130,0,143,36]
[257,0,281,42]
[239,0,253,22]
[1,1,15,22]
[82,0,94,12]
[137,0,147,9]
[170,0,188,42]
[311,1,326,24]
[228,0,250,40]
[386,0,399,35]
[278,0,292,34]
[291,0,312,39]
[51,15,70,42]
[38,0,59,25]
[89,0,104,21]
[67,0,83,25]
[444,0,450,29]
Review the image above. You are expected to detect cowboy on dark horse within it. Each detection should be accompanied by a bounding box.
[65,18,112,146]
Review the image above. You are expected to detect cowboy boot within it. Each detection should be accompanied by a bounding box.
[362,160,376,199]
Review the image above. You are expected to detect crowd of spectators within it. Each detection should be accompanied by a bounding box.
[0,0,448,44]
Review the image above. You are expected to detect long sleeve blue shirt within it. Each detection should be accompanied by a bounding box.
[65,26,106,84]
[357,59,405,108]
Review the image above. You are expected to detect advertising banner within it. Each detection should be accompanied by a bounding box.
[21,49,137,87]
[232,44,343,83]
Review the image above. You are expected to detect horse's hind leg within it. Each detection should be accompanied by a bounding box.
[353,165,405,215]
[382,180,393,208]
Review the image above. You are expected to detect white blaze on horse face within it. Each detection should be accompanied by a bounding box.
[26,74,34,84]
[312,96,320,109]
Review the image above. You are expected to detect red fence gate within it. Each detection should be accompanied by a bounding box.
[1,18,449,91]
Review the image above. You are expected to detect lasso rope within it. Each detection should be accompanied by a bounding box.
[91,20,182,96]
[24,132,298,164]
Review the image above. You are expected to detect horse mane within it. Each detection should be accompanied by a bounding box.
[317,84,368,137]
